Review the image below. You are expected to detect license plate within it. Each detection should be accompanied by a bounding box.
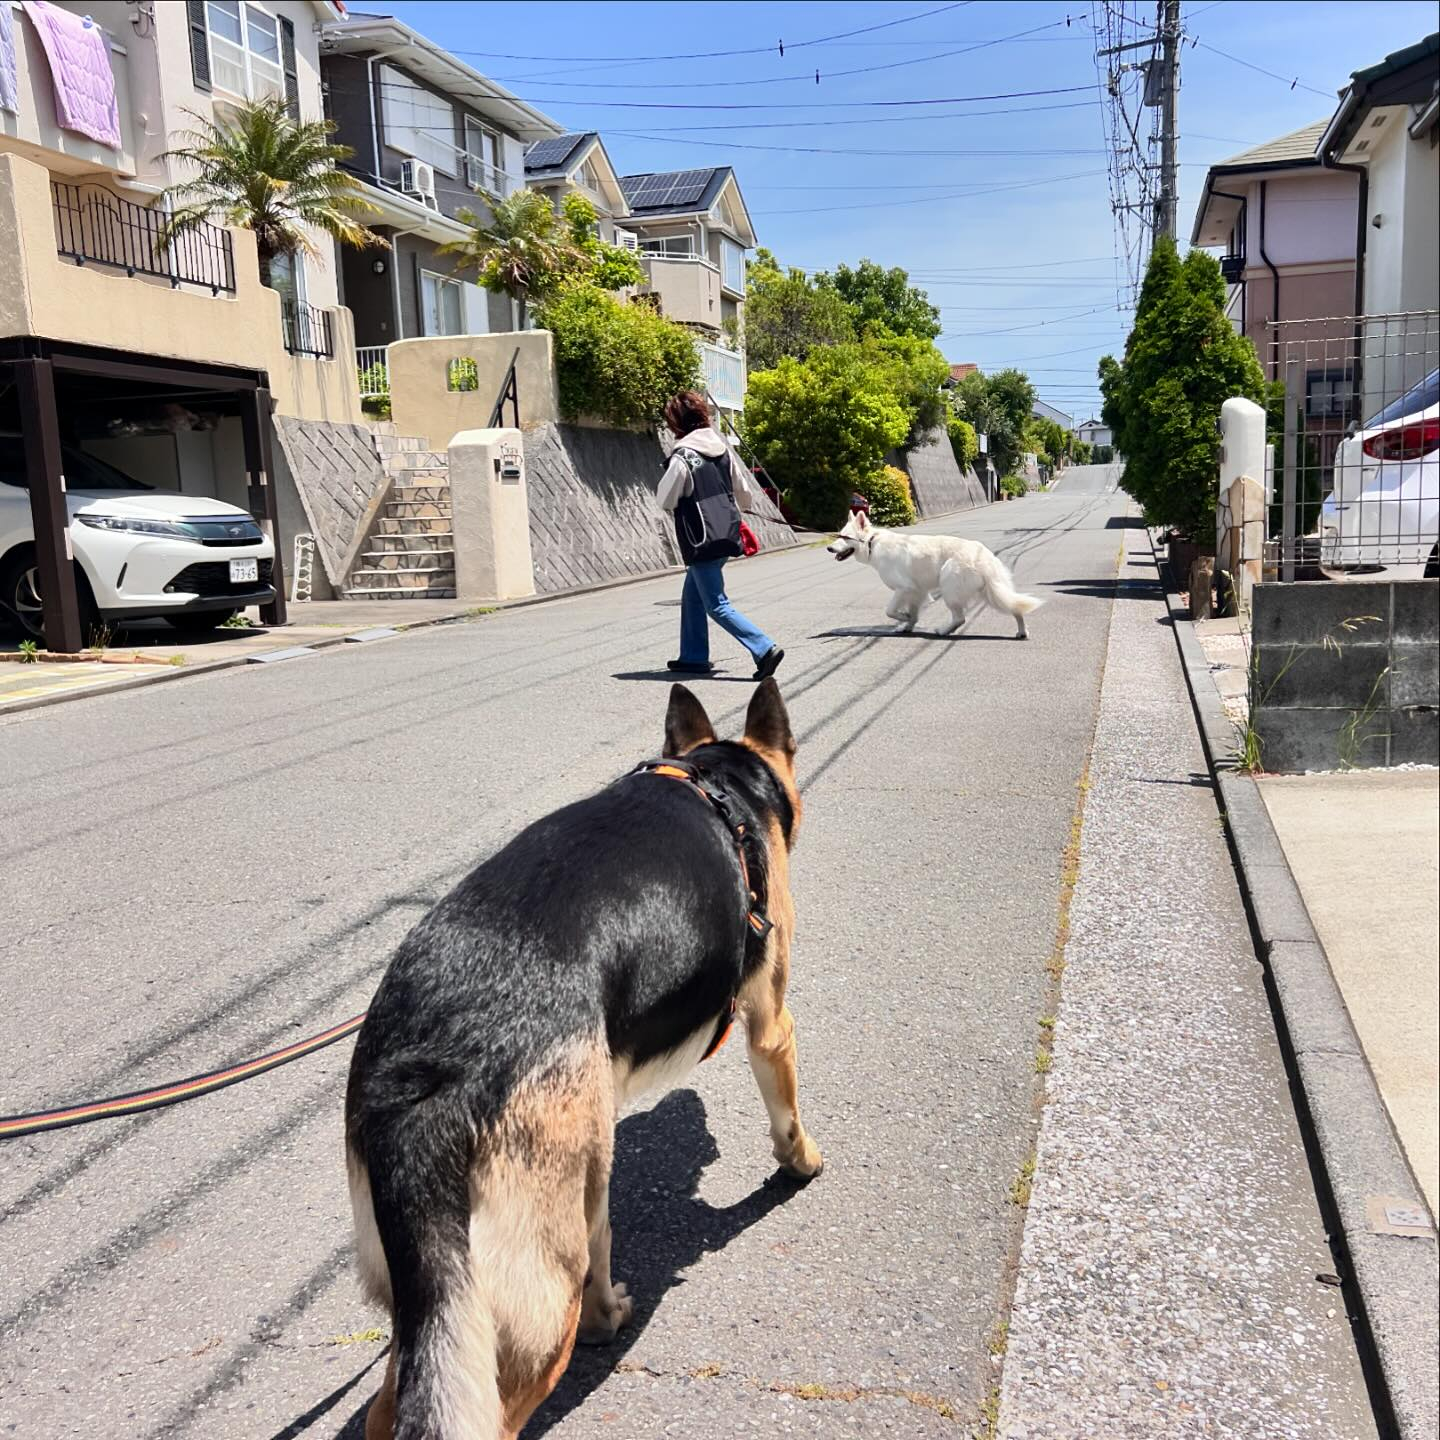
[230,558,259,584]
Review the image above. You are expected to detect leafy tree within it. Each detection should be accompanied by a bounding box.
[157,98,384,288]
[1099,236,1266,536]
[561,193,644,292]
[741,347,910,528]
[441,188,575,326]
[950,367,1036,479]
[947,414,979,469]
[817,259,941,341]
[535,283,698,427]
[860,329,950,437]
[743,248,855,371]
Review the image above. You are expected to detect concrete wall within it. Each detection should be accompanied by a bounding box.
[522,421,797,594]
[890,427,989,517]
[0,154,362,427]
[388,331,561,446]
[1252,579,1439,772]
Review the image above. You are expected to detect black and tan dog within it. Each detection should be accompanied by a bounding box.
[345,680,822,1440]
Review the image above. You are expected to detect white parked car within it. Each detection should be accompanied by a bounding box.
[1321,368,1440,577]
[0,440,276,640]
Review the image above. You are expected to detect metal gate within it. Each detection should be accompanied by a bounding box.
[1268,311,1439,580]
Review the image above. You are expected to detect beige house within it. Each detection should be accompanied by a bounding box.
[2,0,370,646]
[1191,120,1361,374]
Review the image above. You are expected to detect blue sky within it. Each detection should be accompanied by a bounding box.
[379,1,1437,421]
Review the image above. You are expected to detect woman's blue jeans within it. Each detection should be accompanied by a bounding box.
[679,559,773,664]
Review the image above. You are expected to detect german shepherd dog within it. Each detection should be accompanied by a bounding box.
[345,680,822,1440]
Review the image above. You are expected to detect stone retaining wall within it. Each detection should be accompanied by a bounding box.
[888,427,989,517]
[522,423,798,595]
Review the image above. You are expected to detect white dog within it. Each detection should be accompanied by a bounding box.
[827,510,1043,639]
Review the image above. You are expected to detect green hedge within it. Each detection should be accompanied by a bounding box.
[860,464,917,527]
[536,283,700,428]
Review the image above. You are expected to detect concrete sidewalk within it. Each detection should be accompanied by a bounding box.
[1258,771,1439,1216]
[999,519,1377,1438]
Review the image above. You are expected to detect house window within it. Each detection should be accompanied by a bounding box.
[639,236,695,258]
[206,0,284,102]
[1305,371,1352,421]
[383,66,457,176]
[579,159,600,190]
[463,117,504,193]
[720,237,745,294]
[421,271,464,336]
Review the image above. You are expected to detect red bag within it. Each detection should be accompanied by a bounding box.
[739,520,760,557]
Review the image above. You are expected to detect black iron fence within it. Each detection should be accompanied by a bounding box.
[1267,311,1440,581]
[51,181,236,295]
[281,299,335,359]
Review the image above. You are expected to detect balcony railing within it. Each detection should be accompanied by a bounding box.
[700,342,746,414]
[357,346,389,396]
[51,182,236,295]
[282,299,335,359]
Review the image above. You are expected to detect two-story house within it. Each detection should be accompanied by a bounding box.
[319,12,563,352]
[522,131,632,244]
[616,167,756,418]
[2,0,368,646]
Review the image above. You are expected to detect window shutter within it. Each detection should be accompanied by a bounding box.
[186,0,211,92]
[279,16,300,120]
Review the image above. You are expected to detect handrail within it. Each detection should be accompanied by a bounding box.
[489,346,521,428]
[51,181,236,295]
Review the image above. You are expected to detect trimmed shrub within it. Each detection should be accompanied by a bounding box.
[1000,473,1029,499]
[861,464,918,527]
[947,414,979,469]
[537,283,700,428]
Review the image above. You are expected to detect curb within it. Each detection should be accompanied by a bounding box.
[0,534,818,720]
[1154,537,1437,1440]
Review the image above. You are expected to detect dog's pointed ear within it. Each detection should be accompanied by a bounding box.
[856,511,871,532]
[744,678,795,757]
[664,684,715,757]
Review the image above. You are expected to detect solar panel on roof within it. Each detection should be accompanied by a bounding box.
[625,169,715,211]
[526,135,583,171]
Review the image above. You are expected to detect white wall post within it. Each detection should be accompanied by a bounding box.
[448,428,536,602]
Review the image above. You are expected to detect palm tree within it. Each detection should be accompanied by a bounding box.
[439,189,579,327]
[157,98,385,288]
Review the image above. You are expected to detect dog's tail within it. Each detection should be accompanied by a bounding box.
[349,1062,505,1440]
[984,563,1044,617]
[348,1043,604,1439]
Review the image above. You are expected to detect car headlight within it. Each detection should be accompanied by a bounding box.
[74,514,199,539]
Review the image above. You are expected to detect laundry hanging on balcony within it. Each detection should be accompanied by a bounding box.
[0,2,19,115]
[19,1,122,149]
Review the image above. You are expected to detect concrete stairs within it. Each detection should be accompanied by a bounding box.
[345,428,456,600]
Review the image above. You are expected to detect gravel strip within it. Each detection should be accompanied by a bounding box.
[998,521,1378,1439]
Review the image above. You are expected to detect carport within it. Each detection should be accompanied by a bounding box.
[1,338,288,652]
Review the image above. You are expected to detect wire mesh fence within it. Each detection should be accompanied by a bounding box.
[1267,311,1440,581]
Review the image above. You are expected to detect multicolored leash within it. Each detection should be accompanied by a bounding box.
[0,1012,367,1141]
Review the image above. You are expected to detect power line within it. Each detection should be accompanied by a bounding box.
[500,14,1088,92]
[440,3,974,65]
[1190,39,1334,99]
[600,99,1099,133]
[750,170,1105,213]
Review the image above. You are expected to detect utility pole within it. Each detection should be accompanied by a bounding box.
[1154,0,1181,243]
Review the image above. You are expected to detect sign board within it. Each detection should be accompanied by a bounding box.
[977,433,988,455]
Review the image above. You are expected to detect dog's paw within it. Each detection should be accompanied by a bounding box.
[577,1281,634,1346]
[776,1134,824,1181]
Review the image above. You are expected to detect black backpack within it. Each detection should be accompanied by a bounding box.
[671,445,743,565]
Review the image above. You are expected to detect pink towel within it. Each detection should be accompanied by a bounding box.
[20,0,122,149]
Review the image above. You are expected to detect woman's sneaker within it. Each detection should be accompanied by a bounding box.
[752,647,785,681]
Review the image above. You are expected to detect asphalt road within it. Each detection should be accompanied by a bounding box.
[1,467,1127,1438]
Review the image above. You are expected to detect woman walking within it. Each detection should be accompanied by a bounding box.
[657,391,784,680]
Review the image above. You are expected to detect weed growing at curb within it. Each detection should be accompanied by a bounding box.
[464,606,499,617]
[1034,1049,1052,1075]
[1009,1154,1036,1209]
[17,639,39,663]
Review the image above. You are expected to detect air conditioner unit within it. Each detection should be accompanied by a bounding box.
[400,159,437,207]
[614,229,639,252]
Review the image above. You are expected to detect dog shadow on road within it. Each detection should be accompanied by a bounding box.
[528,1089,807,1434]
[810,625,1009,641]
[330,1090,804,1439]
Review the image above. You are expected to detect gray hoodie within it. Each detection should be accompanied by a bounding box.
[657,427,758,515]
